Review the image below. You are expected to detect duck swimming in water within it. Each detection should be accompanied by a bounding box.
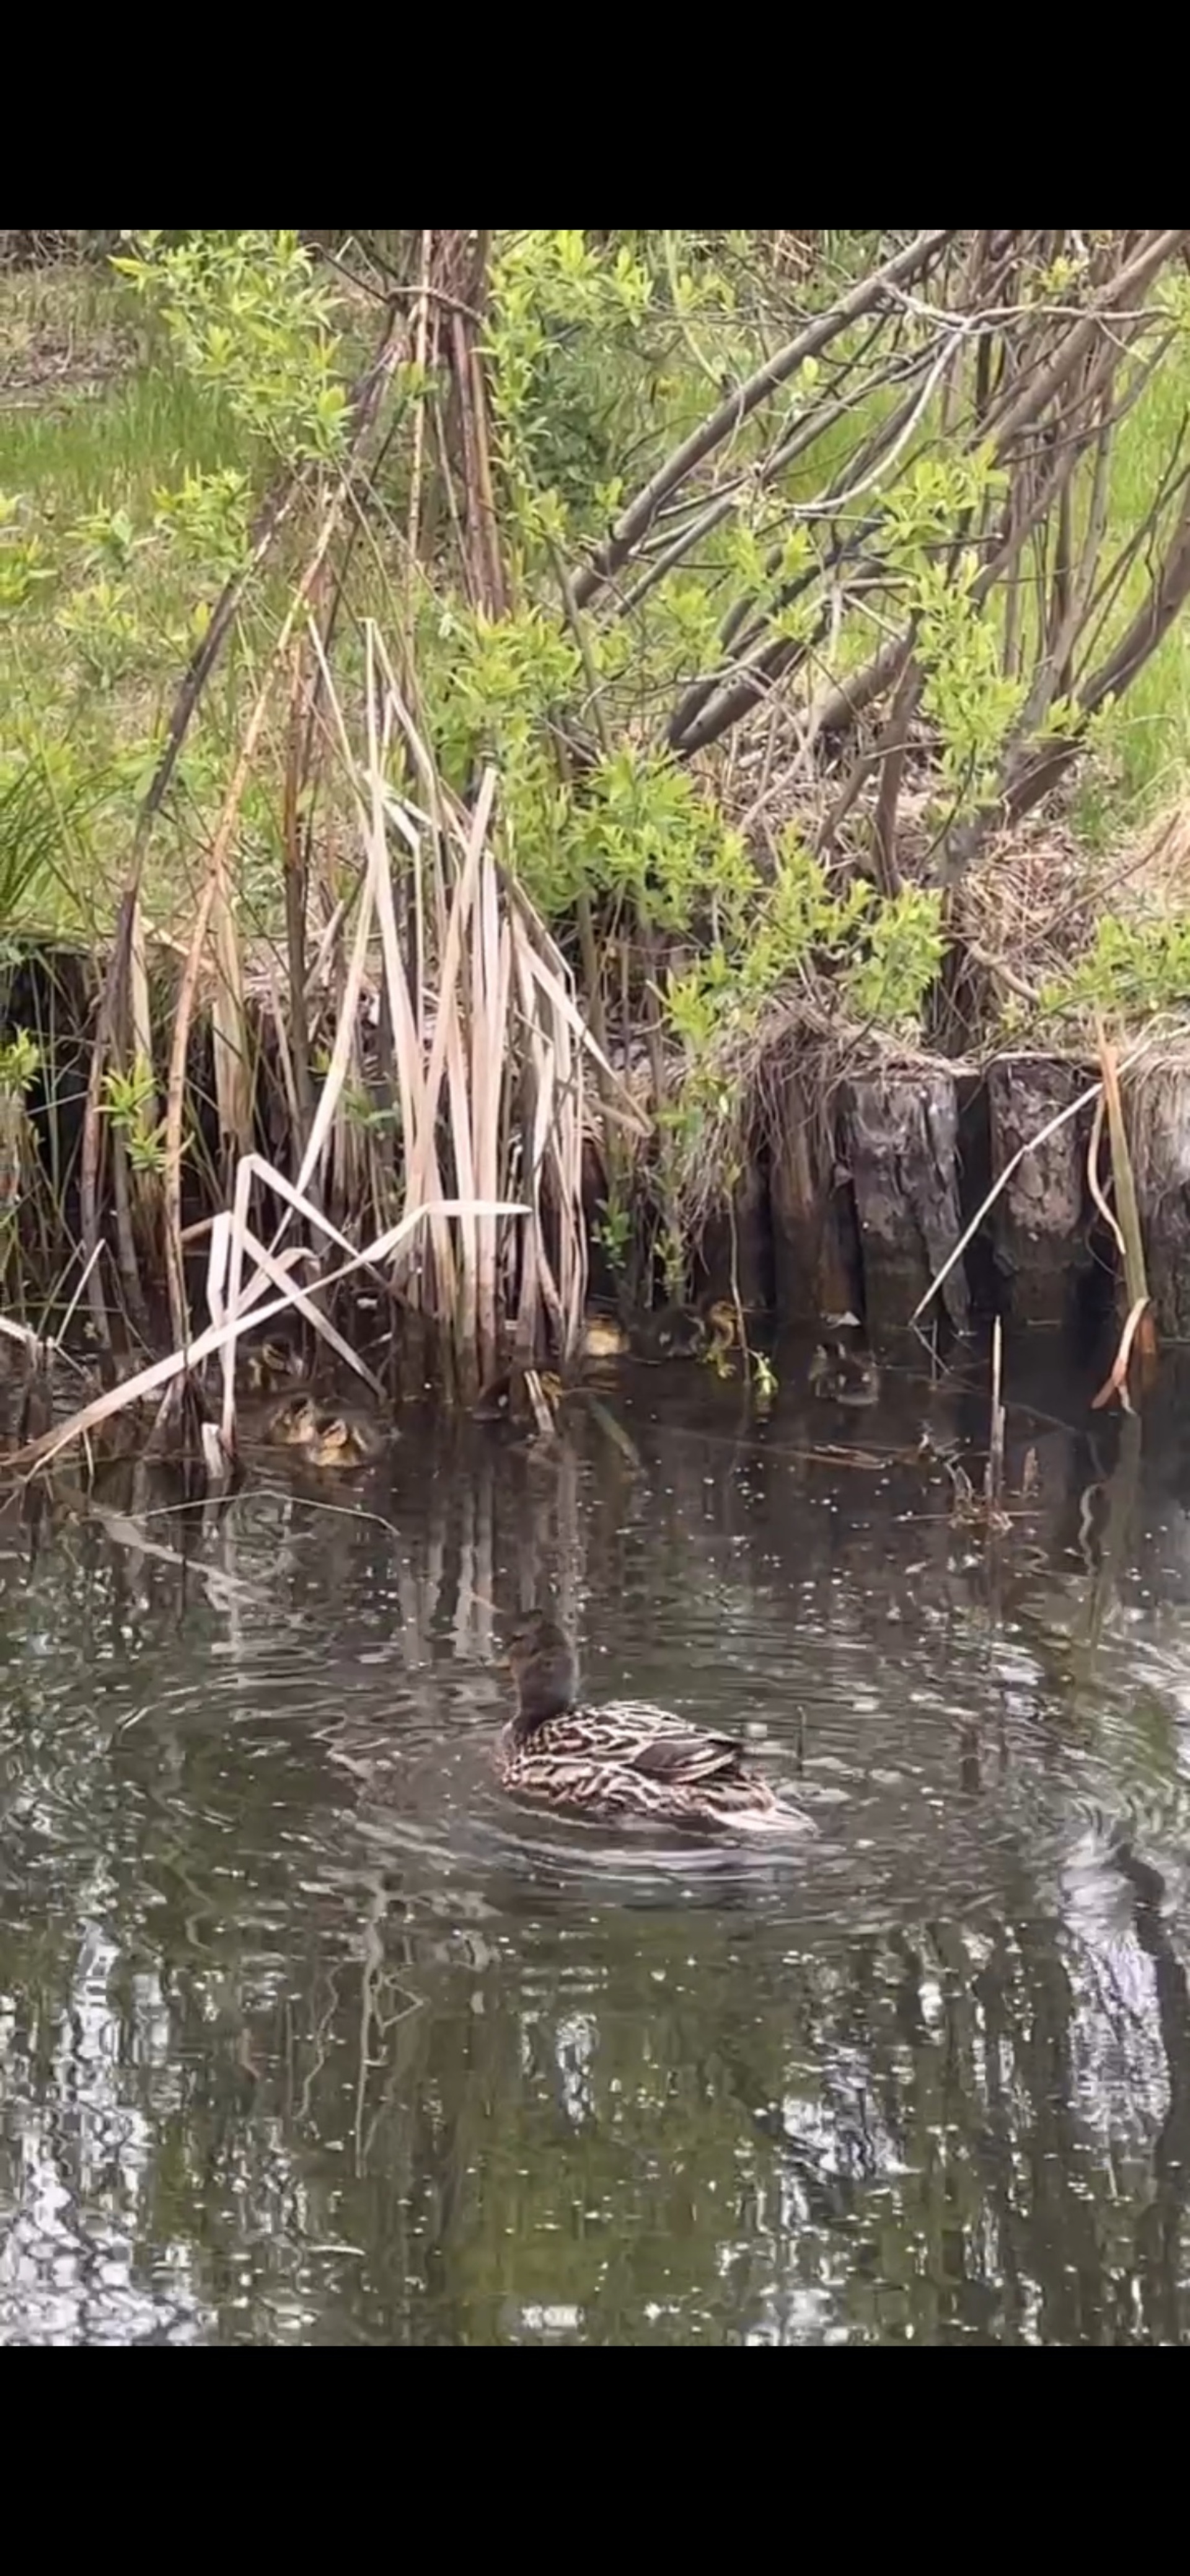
[498,1613,811,1834]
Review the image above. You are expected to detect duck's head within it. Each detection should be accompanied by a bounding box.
[506,1613,579,1727]
[706,1299,738,1350]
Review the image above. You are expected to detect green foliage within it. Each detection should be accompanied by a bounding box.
[0,1028,40,1092]
[879,451,1036,817]
[0,232,361,932]
[112,230,349,466]
[567,748,754,931]
[593,1190,632,1278]
[6,226,1190,1107]
[662,843,945,1211]
[1041,913,1190,1024]
[844,885,945,1030]
[487,231,656,539]
[101,1057,169,1173]
[0,487,53,611]
[665,838,883,1058]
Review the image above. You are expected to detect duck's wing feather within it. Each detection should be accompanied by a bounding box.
[627,1729,747,1783]
[555,1700,749,1783]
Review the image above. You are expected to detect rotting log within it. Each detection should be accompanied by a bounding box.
[844,1062,969,1333]
[986,1054,1095,1327]
[769,1070,858,1322]
[1127,1055,1190,1338]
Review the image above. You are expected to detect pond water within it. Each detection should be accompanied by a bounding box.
[2,1334,1190,2345]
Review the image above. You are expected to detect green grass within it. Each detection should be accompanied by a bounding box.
[1088,329,1190,820]
[0,365,231,505]
[0,268,262,937]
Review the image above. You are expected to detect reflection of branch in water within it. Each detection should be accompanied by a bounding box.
[352,1876,424,2177]
[1013,1912,1109,2344]
[1113,1841,1190,2346]
[1079,1412,1141,1664]
[298,1962,344,2129]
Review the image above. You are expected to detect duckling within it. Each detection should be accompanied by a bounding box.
[76,1355,153,1457]
[237,1336,306,1396]
[301,1410,386,1468]
[264,1392,384,1464]
[579,1314,632,1361]
[808,1343,881,1407]
[474,1368,564,1426]
[264,1392,322,1446]
[702,1298,740,1377]
[498,1613,813,1835]
[628,1302,709,1361]
[581,1299,734,1366]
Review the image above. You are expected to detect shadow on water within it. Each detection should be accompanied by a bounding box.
[2,1332,1190,2342]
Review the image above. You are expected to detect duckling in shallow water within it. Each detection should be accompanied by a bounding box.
[808,1344,881,1407]
[580,1299,738,1366]
[237,1337,306,1395]
[264,1392,384,1464]
[632,1302,709,1359]
[701,1299,741,1375]
[498,1612,813,1835]
[473,1368,564,1426]
[265,1392,322,1446]
[301,1410,386,1467]
[579,1314,632,1361]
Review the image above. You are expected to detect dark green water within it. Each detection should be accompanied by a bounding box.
[2,1338,1190,2345]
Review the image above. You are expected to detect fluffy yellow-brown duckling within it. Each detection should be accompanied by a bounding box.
[301,1411,386,1468]
[498,1613,813,1835]
[579,1301,738,1365]
[265,1392,322,1446]
[701,1299,740,1375]
[265,1392,384,1466]
[579,1314,632,1361]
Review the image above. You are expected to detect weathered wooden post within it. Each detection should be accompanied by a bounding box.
[843,1060,968,1332]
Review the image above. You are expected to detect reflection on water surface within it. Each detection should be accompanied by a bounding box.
[2,1335,1189,2342]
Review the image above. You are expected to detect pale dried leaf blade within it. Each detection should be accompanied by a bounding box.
[1086,1090,1126,1263]
[1091,1293,1151,1411]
